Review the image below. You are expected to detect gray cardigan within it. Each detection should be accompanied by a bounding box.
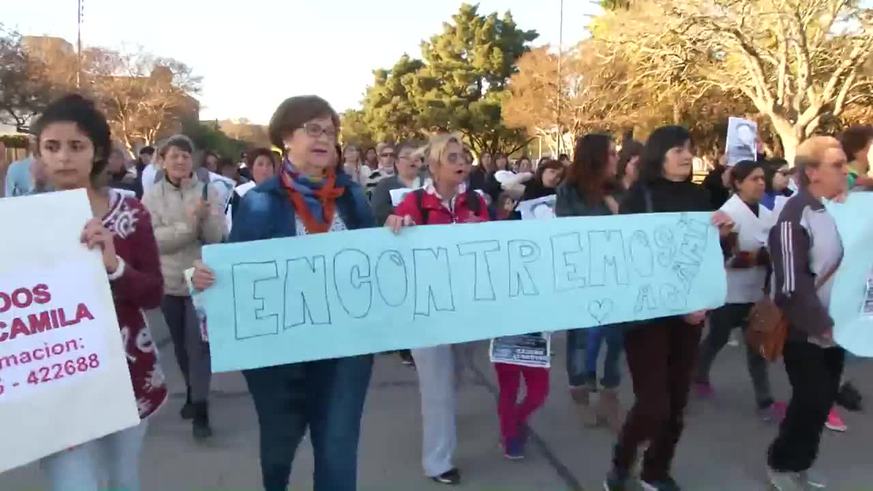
[369,175,427,226]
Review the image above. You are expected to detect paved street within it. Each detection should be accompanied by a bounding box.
[2,320,871,491]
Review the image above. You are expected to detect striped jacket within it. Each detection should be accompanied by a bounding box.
[768,190,843,342]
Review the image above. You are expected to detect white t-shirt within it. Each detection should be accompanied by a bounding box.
[141,163,159,197]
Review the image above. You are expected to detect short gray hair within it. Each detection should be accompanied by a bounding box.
[157,134,195,158]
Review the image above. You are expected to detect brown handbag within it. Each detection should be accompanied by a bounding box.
[746,261,841,362]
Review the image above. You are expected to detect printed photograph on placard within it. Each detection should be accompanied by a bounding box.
[725,117,758,166]
[516,195,557,220]
[863,273,873,316]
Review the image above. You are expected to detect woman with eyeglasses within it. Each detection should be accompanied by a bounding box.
[762,159,794,212]
[191,95,375,491]
[386,133,489,486]
[364,142,397,196]
[370,140,428,230]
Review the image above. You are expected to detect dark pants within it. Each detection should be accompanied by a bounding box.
[613,318,701,482]
[696,303,773,408]
[243,355,373,491]
[768,341,844,472]
[161,295,211,402]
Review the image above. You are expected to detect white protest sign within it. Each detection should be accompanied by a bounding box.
[390,187,415,207]
[0,190,140,473]
[517,195,557,220]
[726,117,758,166]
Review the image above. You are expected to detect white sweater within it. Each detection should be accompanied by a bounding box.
[721,194,774,304]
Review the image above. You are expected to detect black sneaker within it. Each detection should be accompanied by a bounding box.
[180,387,194,420]
[603,468,630,491]
[640,476,682,491]
[836,381,863,412]
[430,468,461,485]
[192,402,213,440]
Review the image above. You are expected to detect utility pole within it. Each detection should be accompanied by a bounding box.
[556,0,564,156]
[76,0,83,89]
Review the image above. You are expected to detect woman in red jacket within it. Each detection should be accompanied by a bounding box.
[386,134,488,485]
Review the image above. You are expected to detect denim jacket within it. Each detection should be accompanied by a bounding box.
[228,173,376,243]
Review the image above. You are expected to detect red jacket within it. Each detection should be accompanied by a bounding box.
[394,187,489,225]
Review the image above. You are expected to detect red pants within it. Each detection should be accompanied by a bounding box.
[494,363,550,442]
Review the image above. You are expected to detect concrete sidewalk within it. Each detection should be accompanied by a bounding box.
[2,320,871,490]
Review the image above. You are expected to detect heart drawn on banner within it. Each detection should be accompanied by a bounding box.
[588,298,614,325]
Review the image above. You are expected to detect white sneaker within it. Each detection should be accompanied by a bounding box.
[801,469,827,489]
[768,468,804,491]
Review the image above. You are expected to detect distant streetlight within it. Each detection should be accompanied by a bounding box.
[76,0,83,89]
[556,0,564,155]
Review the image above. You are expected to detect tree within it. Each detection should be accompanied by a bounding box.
[503,43,647,155]
[354,4,538,155]
[0,27,61,131]
[414,3,539,154]
[181,118,246,159]
[219,118,271,149]
[340,109,376,149]
[599,0,873,161]
[85,48,201,152]
[360,54,428,142]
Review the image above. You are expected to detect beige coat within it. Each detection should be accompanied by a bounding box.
[143,177,226,296]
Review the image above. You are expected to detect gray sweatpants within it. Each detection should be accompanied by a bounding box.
[412,344,457,477]
[161,295,212,403]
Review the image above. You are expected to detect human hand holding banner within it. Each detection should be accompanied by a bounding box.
[201,211,727,372]
[0,190,140,473]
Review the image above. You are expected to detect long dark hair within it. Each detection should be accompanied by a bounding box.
[617,139,643,184]
[566,134,614,205]
[638,125,692,184]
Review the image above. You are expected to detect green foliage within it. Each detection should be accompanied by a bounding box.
[355,3,538,155]
[181,118,246,159]
[0,134,30,148]
[340,109,376,148]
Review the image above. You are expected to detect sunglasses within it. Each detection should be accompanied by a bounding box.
[302,122,337,139]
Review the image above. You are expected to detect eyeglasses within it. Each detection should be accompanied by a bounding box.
[302,122,337,139]
[446,152,464,164]
[380,152,396,158]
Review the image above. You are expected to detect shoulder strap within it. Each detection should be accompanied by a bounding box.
[643,186,654,213]
[413,188,429,224]
[466,188,481,214]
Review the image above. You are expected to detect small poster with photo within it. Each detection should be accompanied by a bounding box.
[726,117,758,167]
[516,195,557,220]
[862,272,873,316]
[489,333,551,368]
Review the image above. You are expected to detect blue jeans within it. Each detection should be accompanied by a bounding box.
[41,420,148,491]
[243,355,373,491]
[567,325,626,389]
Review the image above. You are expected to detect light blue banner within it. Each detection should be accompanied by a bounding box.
[827,193,873,357]
[201,213,727,372]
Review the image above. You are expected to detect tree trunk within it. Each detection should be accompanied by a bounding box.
[769,115,801,165]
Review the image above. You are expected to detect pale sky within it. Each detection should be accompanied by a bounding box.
[6,1,595,124]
